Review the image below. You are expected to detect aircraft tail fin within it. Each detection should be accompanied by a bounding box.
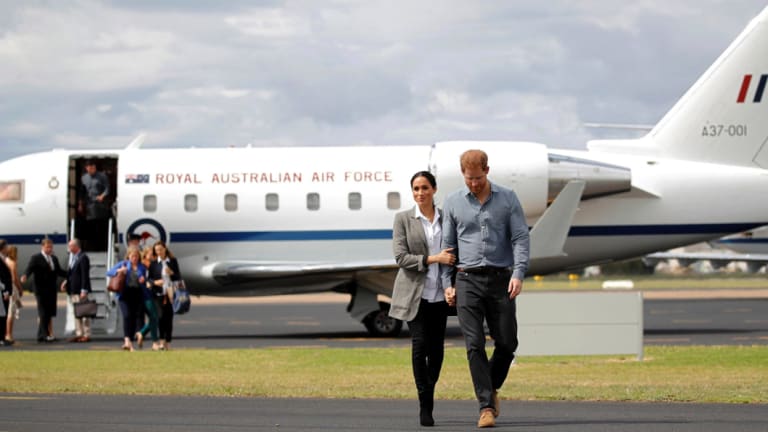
[646,6,768,167]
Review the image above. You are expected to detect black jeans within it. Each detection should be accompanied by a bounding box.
[408,299,448,399]
[456,271,517,411]
[158,299,174,343]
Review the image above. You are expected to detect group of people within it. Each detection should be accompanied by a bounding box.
[390,149,530,428]
[0,236,183,352]
[0,237,93,344]
[106,240,182,351]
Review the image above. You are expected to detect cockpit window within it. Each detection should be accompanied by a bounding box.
[0,181,23,202]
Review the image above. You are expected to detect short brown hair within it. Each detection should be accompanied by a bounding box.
[460,149,488,172]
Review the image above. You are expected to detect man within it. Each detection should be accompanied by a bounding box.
[62,239,92,342]
[0,240,12,346]
[21,238,67,343]
[79,159,111,251]
[442,149,530,428]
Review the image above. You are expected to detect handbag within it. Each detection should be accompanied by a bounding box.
[107,271,125,293]
[172,280,191,315]
[74,299,98,318]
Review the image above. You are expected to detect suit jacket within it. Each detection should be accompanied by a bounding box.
[24,252,67,315]
[66,252,91,296]
[389,207,449,322]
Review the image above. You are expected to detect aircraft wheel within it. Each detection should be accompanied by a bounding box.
[363,302,402,337]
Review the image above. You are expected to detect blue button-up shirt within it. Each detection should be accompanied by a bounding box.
[441,181,530,287]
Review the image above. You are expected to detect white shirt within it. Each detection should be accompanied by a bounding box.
[159,257,172,294]
[415,206,445,303]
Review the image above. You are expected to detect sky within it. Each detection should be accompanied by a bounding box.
[1,0,766,162]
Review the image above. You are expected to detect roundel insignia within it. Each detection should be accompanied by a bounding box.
[126,218,168,249]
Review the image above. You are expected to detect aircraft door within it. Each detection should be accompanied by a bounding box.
[67,155,119,252]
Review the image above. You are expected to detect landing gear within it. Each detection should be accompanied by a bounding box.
[363,301,403,337]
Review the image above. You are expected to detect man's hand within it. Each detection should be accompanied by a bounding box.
[444,287,456,306]
[507,278,523,300]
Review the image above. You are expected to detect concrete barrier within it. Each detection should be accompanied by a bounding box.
[517,291,643,360]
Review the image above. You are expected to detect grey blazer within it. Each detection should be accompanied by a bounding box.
[389,206,449,322]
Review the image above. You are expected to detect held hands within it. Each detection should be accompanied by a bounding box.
[444,287,456,306]
[508,278,523,300]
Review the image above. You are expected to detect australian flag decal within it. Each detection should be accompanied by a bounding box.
[125,174,150,184]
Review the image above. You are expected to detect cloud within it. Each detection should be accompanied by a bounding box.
[0,0,766,162]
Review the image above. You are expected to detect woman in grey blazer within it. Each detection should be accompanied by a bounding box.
[390,171,455,427]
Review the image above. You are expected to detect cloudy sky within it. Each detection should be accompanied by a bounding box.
[1,0,765,162]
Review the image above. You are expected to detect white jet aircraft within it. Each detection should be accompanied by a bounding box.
[644,225,768,272]
[2,6,768,336]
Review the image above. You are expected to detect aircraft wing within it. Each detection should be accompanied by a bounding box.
[202,259,397,283]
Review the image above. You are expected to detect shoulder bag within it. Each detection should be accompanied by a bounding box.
[172,280,191,314]
[107,271,125,293]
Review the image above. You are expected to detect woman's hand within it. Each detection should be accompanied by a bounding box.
[431,248,455,265]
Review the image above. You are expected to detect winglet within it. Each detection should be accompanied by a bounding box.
[530,180,586,259]
[125,133,147,150]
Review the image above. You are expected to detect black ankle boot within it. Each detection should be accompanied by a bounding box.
[419,409,434,427]
[418,390,435,426]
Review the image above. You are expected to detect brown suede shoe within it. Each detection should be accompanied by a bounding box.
[492,390,500,417]
[477,408,495,428]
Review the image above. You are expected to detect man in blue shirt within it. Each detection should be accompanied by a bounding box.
[442,149,530,428]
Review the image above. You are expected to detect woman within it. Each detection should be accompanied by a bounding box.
[389,171,455,427]
[106,246,147,351]
[148,241,182,351]
[135,247,161,350]
[4,245,24,345]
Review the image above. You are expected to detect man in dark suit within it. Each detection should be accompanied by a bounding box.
[21,238,67,343]
[0,239,12,346]
[63,238,92,342]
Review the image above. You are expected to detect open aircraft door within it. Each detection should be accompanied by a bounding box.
[64,155,120,335]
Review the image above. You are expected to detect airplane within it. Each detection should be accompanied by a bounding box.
[644,226,768,273]
[2,6,768,336]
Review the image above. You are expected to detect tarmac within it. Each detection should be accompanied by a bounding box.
[1,393,767,432]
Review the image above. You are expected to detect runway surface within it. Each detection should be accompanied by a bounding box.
[1,393,766,432]
[5,292,767,350]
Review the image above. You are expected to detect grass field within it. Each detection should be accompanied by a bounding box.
[2,346,766,403]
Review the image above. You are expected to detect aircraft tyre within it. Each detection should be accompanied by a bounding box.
[363,301,402,337]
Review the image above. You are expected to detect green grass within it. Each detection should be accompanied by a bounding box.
[2,346,766,403]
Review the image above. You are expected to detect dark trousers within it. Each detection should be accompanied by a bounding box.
[408,299,448,405]
[158,299,174,342]
[0,297,8,339]
[456,271,518,411]
[119,296,142,339]
[35,294,53,341]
